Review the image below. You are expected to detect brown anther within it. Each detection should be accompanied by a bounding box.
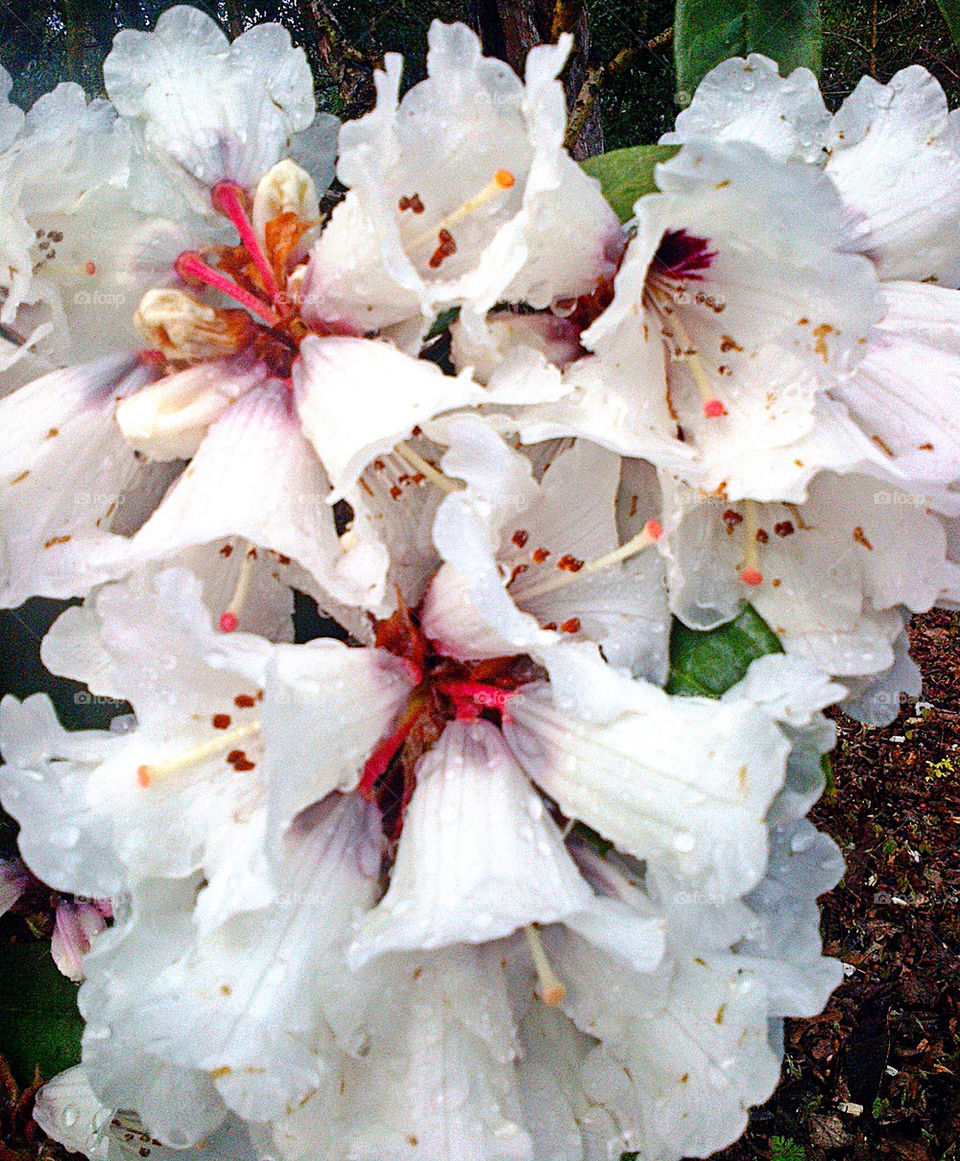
[212,714,232,730]
[722,509,743,533]
[557,554,584,573]
[532,547,550,564]
[755,528,769,544]
[234,694,256,708]
[560,617,581,634]
[398,193,425,214]
[428,228,457,269]
[512,529,529,548]
[219,544,234,557]
[774,521,795,538]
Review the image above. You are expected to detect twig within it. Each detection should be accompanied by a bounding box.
[563,28,672,154]
[550,0,584,42]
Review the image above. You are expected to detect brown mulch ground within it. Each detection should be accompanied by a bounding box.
[716,609,960,1161]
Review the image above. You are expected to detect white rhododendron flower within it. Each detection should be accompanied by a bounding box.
[304,21,621,339]
[664,54,960,506]
[4,10,958,1161]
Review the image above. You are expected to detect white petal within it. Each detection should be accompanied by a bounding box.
[0,694,128,897]
[738,819,844,1017]
[342,947,533,1161]
[550,934,782,1160]
[827,67,960,283]
[124,380,387,610]
[263,638,414,847]
[504,657,789,899]
[134,795,380,1122]
[104,8,314,210]
[0,356,154,604]
[662,54,830,163]
[350,719,598,963]
[837,281,960,489]
[294,334,480,497]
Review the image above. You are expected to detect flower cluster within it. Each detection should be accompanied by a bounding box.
[0,12,957,1161]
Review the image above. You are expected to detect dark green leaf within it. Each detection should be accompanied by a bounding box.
[580,144,680,222]
[674,0,822,98]
[666,604,783,698]
[0,943,83,1085]
[934,0,960,46]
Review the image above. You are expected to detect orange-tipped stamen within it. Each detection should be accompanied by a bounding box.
[211,179,281,302]
[511,517,663,603]
[219,542,258,633]
[175,251,280,327]
[136,720,261,787]
[738,499,764,587]
[405,169,516,251]
[524,925,566,1007]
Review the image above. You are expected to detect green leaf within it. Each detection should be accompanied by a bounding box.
[580,144,680,222]
[666,604,783,698]
[934,0,960,46]
[674,0,822,98]
[0,943,83,1085]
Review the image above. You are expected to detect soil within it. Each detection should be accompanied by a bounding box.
[715,609,960,1161]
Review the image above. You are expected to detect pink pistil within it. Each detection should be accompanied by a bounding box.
[211,180,282,303]
[219,612,240,633]
[437,680,515,714]
[175,251,280,327]
[358,706,423,800]
[740,566,764,587]
[703,397,727,419]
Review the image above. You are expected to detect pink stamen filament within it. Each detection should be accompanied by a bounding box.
[175,251,280,327]
[211,180,282,303]
[358,698,427,800]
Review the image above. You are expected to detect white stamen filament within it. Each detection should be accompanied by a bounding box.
[393,441,463,494]
[739,499,763,586]
[220,541,258,631]
[137,720,261,787]
[510,519,662,603]
[524,925,566,1007]
[659,306,725,415]
[405,170,515,251]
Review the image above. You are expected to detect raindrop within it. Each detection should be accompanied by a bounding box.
[673,832,696,853]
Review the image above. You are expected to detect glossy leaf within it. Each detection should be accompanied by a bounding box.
[580,144,679,221]
[0,943,83,1085]
[674,0,822,98]
[666,603,783,698]
[934,0,960,46]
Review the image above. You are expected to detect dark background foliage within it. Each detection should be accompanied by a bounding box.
[1,1,959,151]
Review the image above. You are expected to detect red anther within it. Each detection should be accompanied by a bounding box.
[174,251,280,326]
[211,179,282,302]
[644,518,663,541]
[494,169,516,189]
[739,567,764,587]
[703,397,727,418]
[136,765,152,788]
[219,612,239,632]
[84,260,97,275]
